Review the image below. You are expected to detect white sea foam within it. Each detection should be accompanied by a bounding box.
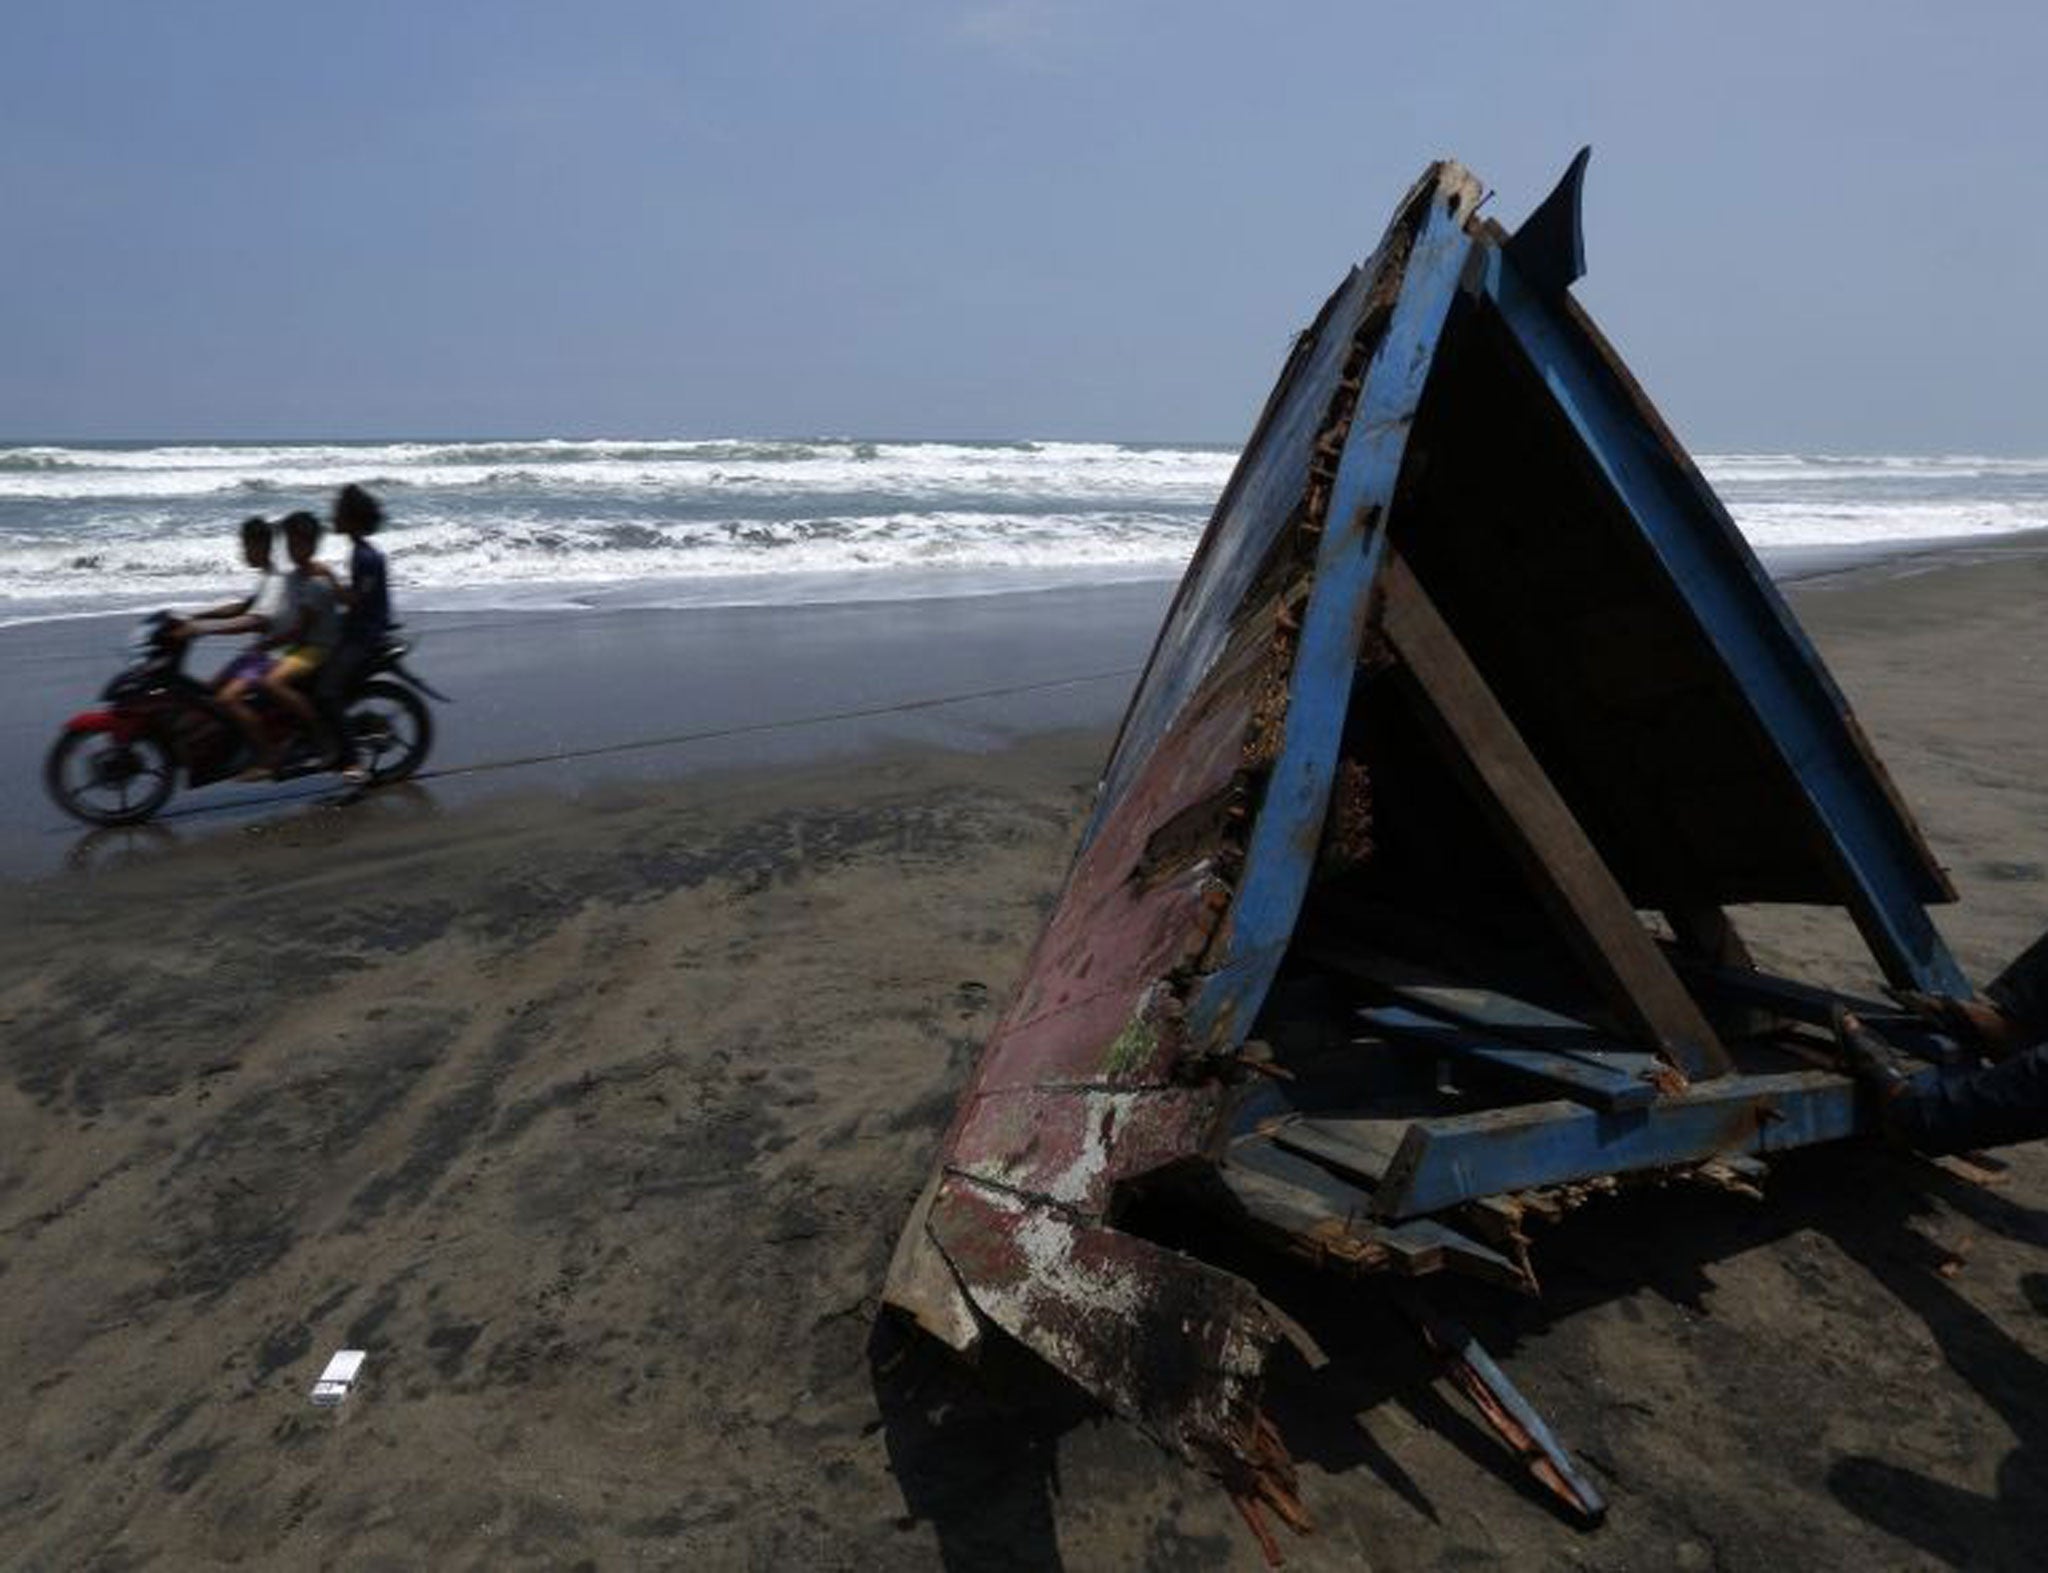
[1,440,2043,627]
[1698,452,2048,485]
[0,439,1238,504]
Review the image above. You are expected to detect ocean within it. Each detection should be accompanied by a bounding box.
[3,439,2045,629]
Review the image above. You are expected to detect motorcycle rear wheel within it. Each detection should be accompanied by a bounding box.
[45,728,178,826]
[345,680,432,783]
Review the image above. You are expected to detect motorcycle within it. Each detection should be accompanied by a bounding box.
[44,613,445,826]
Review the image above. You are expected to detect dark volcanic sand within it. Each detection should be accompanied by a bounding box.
[3,547,2048,1570]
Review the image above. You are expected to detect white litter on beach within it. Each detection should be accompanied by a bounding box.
[309,1349,367,1407]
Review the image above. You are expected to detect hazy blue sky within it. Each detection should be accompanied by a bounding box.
[4,2,2043,449]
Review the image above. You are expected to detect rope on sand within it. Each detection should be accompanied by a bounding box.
[418,664,1142,783]
[134,664,1144,826]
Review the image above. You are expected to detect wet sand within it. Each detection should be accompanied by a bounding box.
[0,581,1174,879]
[3,544,2048,1570]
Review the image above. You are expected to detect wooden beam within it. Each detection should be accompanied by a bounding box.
[1377,552,1732,1079]
[1270,1116,1410,1184]
[1663,907,1773,1039]
[1481,258,1966,995]
[1356,1004,1662,1112]
[1371,1069,1861,1218]
[1667,955,1964,1067]
[1220,1138,1528,1287]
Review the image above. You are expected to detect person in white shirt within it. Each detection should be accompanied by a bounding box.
[173,517,291,768]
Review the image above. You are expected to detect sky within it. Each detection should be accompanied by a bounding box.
[3,1,2044,450]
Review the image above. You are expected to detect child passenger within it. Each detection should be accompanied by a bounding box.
[243,511,343,774]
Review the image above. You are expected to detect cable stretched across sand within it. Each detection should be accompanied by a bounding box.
[100,664,1145,831]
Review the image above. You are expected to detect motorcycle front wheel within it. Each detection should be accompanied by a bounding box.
[45,727,178,826]
[345,680,432,783]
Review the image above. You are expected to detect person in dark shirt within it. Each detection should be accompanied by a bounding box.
[1834,928,2048,1155]
[317,483,394,784]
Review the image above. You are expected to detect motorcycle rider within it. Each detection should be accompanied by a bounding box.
[174,515,284,653]
[172,516,291,763]
[47,510,433,826]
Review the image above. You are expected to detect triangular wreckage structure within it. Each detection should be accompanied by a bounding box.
[883,155,1972,1543]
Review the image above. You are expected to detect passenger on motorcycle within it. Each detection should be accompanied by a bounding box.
[317,483,392,787]
[243,512,343,776]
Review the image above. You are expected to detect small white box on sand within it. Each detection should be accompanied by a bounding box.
[310,1349,367,1407]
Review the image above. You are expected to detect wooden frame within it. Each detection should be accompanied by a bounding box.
[1377,552,1732,1080]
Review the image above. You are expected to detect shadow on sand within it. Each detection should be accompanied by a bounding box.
[1819,1160,2048,1567]
[869,1315,1088,1572]
[869,1143,2048,1570]
[60,782,444,877]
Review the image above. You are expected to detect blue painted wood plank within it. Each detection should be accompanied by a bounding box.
[1479,252,1969,998]
[1405,1296,1608,1522]
[1376,984,1592,1034]
[1087,264,1380,844]
[1672,957,1966,1065]
[1359,1004,1661,1111]
[1270,1116,1410,1184]
[1222,1137,1525,1285]
[1187,172,1482,1053]
[1373,1068,1865,1218]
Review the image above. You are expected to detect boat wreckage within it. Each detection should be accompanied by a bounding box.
[883,152,1973,1554]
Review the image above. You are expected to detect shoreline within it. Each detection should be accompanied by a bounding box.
[0,579,1174,880]
[8,519,2048,635]
[9,525,2048,884]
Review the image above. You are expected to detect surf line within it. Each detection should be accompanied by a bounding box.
[137,665,1145,825]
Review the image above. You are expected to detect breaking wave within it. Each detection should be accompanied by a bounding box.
[1,439,2043,626]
